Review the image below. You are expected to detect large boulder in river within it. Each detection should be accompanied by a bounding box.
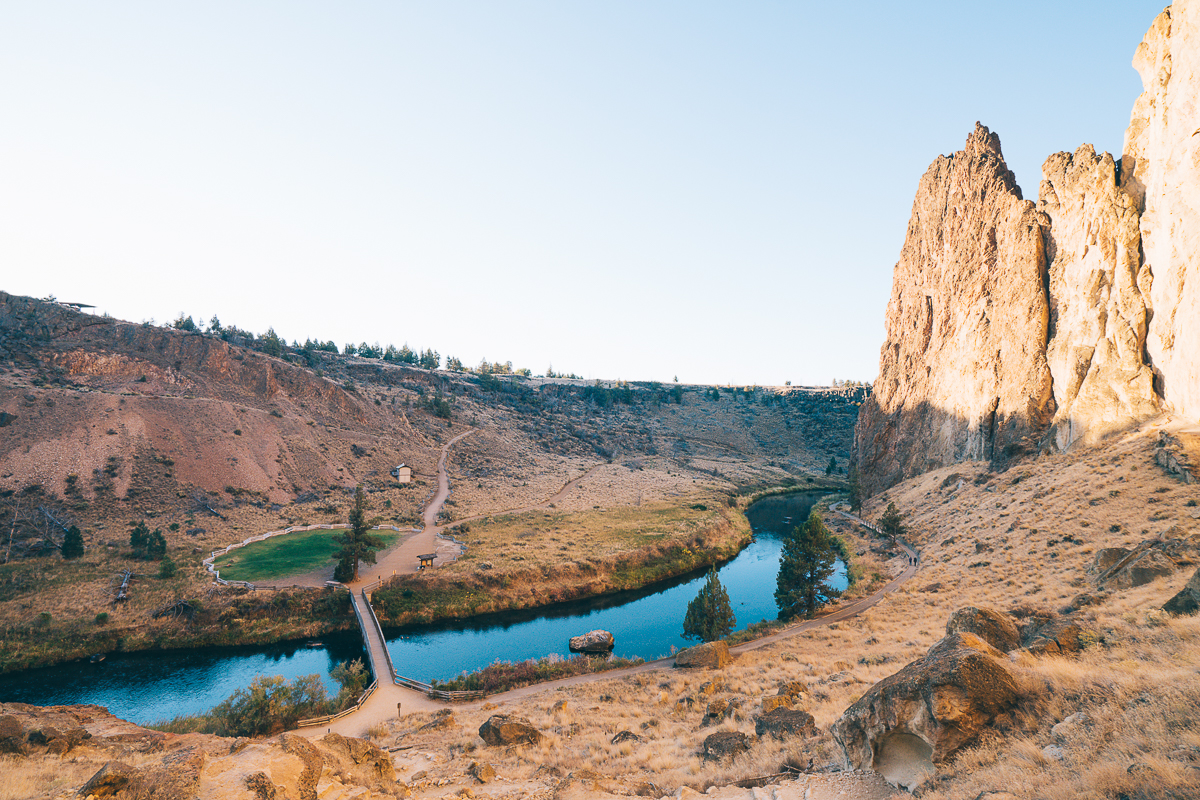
[675,641,732,670]
[1164,566,1200,615]
[831,633,1019,790]
[945,606,1021,653]
[478,715,543,747]
[568,629,614,653]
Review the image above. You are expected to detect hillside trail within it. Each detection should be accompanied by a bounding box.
[311,501,918,737]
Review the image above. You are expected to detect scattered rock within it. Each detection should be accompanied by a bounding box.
[417,709,457,732]
[831,632,1019,780]
[469,762,495,784]
[946,606,1021,652]
[568,629,614,653]
[1023,615,1098,655]
[1051,712,1090,740]
[674,640,732,669]
[79,761,140,798]
[700,699,738,727]
[244,771,281,800]
[1042,744,1065,761]
[701,731,751,761]
[610,730,642,744]
[1164,565,1200,615]
[551,699,569,713]
[754,707,816,740]
[478,714,543,747]
[0,715,26,755]
[761,695,792,714]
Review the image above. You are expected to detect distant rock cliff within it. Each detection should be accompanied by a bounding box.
[856,1,1200,496]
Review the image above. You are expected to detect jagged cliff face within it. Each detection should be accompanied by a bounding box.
[1123,2,1200,426]
[856,0,1200,496]
[855,125,1054,494]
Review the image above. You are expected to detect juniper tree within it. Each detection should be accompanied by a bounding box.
[332,486,383,582]
[878,502,905,544]
[847,464,863,513]
[61,525,84,560]
[682,567,736,642]
[775,510,842,620]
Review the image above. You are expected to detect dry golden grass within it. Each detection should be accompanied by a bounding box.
[0,754,100,800]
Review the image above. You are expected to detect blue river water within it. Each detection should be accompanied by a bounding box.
[0,491,834,723]
[384,491,842,681]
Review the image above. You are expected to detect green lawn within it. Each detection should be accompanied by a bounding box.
[212,529,400,582]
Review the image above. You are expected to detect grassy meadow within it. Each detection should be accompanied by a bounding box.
[212,529,400,582]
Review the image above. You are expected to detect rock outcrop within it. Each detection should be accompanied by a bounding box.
[855,124,1054,495]
[855,0,1200,494]
[831,632,1019,786]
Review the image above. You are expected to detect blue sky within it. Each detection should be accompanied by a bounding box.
[0,2,1168,386]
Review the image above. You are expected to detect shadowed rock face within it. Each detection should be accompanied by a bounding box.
[855,124,1054,496]
[830,632,1019,772]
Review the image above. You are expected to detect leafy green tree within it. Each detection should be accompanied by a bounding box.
[775,510,843,620]
[847,464,863,513]
[878,502,905,544]
[826,457,837,475]
[331,486,383,582]
[446,356,464,372]
[343,343,357,356]
[419,348,440,370]
[398,344,416,364]
[682,567,736,642]
[61,525,84,559]
[172,313,198,332]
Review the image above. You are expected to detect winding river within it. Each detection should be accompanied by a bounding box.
[0,491,836,724]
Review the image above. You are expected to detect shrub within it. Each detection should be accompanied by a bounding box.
[159,557,177,578]
[35,612,51,627]
[61,525,84,559]
[94,612,109,625]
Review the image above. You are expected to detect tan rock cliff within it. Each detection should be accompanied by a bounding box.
[854,124,1054,495]
[1122,2,1200,425]
[856,1,1200,494]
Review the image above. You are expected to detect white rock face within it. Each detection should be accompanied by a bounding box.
[1122,1,1200,424]
[1038,145,1160,449]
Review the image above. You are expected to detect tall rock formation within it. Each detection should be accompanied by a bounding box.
[855,1,1200,496]
[1038,145,1159,450]
[854,124,1054,495]
[1122,2,1200,426]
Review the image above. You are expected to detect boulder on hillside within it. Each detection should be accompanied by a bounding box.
[478,714,543,747]
[0,715,26,755]
[702,731,751,761]
[568,629,615,653]
[1164,566,1200,615]
[761,694,793,714]
[79,761,141,798]
[830,632,1019,790]
[675,641,732,670]
[945,606,1021,652]
[1093,540,1181,589]
[755,707,817,740]
[1023,614,1099,655]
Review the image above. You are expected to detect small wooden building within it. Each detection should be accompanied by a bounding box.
[417,553,437,570]
[391,464,412,484]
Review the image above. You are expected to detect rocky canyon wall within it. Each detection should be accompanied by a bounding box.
[855,1,1200,496]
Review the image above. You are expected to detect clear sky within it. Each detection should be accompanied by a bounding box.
[0,1,1169,386]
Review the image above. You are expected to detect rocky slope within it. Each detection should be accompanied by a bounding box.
[856,0,1200,495]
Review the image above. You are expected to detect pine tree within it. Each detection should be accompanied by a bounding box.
[775,510,843,620]
[331,486,383,582]
[826,457,837,475]
[61,525,84,559]
[682,567,736,642]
